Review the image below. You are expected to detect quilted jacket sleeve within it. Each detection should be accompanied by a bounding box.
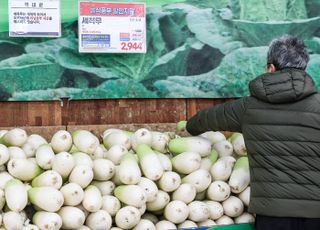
[186,97,249,136]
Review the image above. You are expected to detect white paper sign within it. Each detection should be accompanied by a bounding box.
[8,0,61,37]
[79,1,146,53]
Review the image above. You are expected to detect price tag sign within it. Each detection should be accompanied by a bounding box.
[79,1,146,53]
[8,0,61,37]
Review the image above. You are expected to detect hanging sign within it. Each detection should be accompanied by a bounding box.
[79,1,146,53]
[8,0,61,37]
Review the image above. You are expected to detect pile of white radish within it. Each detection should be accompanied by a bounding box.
[0,127,254,230]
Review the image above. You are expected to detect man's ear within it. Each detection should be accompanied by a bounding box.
[267,64,276,73]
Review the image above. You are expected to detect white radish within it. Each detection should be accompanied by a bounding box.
[89,144,106,160]
[119,153,141,185]
[239,186,250,207]
[31,170,62,189]
[115,206,141,229]
[172,183,197,204]
[3,211,24,230]
[91,180,115,196]
[76,204,90,218]
[199,149,219,171]
[60,183,84,206]
[69,165,94,188]
[73,152,94,168]
[5,179,27,212]
[114,185,147,208]
[102,128,127,139]
[133,219,156,230]
[151,132,170,153]
[28,187,64,212]
[0,144,9,165]
[205,200,224,220]
[69,144,79,153]
[178,220,197,229]
[7,158,42,181]
[216,215,234,225]
[73,130,99,154]
[86,210,112,230]
[214,140,233,157]
[229,157,250,193]
[207,181,231,202]
[105,145,128,165]
[2,128,27,147]
[222,196,244,217]
[103,131,131,150]
[235,213,255,224]
[210,156,236,181]
[22,224,39,230]
[157,153,172,171]
[188,201,210,222]
[8,146,26,159]
[136,144,164,181]
[32,211,62,230]
[0,189,5,210]
[51,130,72,153]
[138,177,158,202]
[141,213,159,225]
[198,219,216,227]
[230,133,247,156]
[0,171,13,189]
[0,129,8,141]
[0,164,6,172]
[92,159,115,181]
[112,165,122,186]
[35,144,55,170]
[200,131,226,144]
[158,171,181,192]
[82,185,102,212]
[52,152,75,179]
[146,190,170,212]
[164,201,189,224]
[155,220,177,230]
[195,190,207,201]
[168,136,211,157]
[58,206,86,229]
[23,134,48,158]
[182,169,211,192]
[131,128,153,150]
[137,203,147,215]
[101,195,121,216]
[172,152,201,174]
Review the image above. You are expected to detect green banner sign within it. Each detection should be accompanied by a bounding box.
[0,0,319,101]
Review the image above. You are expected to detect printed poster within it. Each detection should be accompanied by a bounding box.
[79,1,146,53]
[8,0,61,37]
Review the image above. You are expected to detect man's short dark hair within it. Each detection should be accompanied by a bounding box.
[267,35,309,70]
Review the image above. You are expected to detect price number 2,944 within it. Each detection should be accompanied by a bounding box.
[121,42,143,51]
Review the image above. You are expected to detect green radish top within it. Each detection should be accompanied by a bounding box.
[69,145,79,153]
[168,138,186,156]
[136,144,154,158]
[176,120,187,132]
[233,157,249,171]
[121,153,138,162]
[229,132,241,143]
[124,131,134,137]
[209,149,219,163]
[5,178,22,188]
[114,185,126,197]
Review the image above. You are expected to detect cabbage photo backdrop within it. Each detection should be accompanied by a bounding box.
[0,0,320,101]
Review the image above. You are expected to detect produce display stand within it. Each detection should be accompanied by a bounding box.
[181,223,254,230]
[209,223,254,230]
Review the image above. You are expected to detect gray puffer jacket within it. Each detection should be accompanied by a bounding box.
[186,68,320,218]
